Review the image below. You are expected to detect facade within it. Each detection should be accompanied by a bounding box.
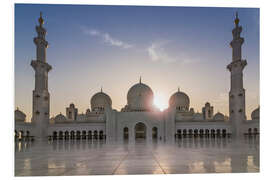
[15,13,260,141]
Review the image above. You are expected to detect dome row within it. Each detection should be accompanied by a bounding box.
[90,81,190,111]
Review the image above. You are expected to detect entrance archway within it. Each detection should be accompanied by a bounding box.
[123,127,129,140]
[135,122,146,139]
[152,127,158,139]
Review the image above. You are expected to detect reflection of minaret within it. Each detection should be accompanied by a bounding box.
[31,13,52,139]
[227,12,247,138]
[231,154,248,172]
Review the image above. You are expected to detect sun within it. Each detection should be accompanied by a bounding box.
[154,93,168,111]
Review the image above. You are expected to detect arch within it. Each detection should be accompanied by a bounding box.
[26,131,30,137]
[88,130,92,139]
[123,127,129,140]
[152,127,158,139]
[94,130,98,139]
[53,131,57,139]
[15,130,18,138]
[205,129,210,136]
[64,131,69,139]
[59,131,64,139]
[199,129,204,136]
[194,129,198,136]
[177,129,182,138]
[135,122,146,139]
[76,131,81,139]
[82,131,87,139]
[188,129,193,135]
[253,128,258,135]
[99,130,104,139]
[222,129,227,137]
[211,129,215,135]
[70,131,75,139]
[217,129,221,136]
[248,128,252,135]
[183,129,187,136]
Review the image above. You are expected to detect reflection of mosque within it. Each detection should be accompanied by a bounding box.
[15,12,259,142]
[15,136,259,173]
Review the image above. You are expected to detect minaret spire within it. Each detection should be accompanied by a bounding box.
[38,12,44,27]
[227,12,247,138]
[139,76,141,84]
[34,11,48,62]
[230,12,244,61]
[234,11,239,26]
[178,87,180,92]
[101,86,103,93]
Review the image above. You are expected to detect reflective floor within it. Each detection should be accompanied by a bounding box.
[15,136,259,176]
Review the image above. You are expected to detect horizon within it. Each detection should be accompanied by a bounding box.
[14,4,259,121]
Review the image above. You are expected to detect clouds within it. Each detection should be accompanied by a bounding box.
[147,41,201,64]
[147,41,176,63]
[82,27,133,49]
[82,27,200,65]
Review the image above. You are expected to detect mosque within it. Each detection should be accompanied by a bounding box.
[15,13,259,141]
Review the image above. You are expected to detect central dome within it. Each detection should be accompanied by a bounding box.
[127,79,154,111]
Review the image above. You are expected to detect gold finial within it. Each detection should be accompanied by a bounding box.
[38,12,44,26]
[234,12,239,26]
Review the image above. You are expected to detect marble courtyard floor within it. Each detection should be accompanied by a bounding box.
[15,137,259,176]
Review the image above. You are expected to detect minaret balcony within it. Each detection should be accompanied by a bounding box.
[227,59,247,72]
[31,60,52,72]
[33,37,48,47]
[230,38,244,47]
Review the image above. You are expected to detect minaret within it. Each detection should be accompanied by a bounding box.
[227,12,247,138]
[31,12,52,139]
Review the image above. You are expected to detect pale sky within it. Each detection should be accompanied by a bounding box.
[15,4,259,121]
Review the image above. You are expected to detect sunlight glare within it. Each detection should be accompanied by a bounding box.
[154,93,168,111]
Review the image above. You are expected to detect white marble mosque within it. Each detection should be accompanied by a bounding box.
[14,12,260,176]
[15,13,259,142]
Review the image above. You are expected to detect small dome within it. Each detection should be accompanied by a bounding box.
[86,108,91,114]
[193,112,203,120]
[169,89,190,111]
[91,90,112,112]
[127,81,154,111]
[251,107,259,120]
[54,113,67,123]
[15,108,26,122]
[69,103,75,108]
[213,112,225,121]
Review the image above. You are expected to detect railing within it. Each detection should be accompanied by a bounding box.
[175,133,232,139]
[48,134,106,141]
[14,135,34,141]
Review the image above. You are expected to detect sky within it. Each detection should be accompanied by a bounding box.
[14,4,259,121]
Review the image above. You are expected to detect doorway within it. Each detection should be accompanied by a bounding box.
[135,122,146,139]
[152,127,158,139]
[123,127,129,140]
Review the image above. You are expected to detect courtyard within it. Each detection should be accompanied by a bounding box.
[15,136,259,176]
